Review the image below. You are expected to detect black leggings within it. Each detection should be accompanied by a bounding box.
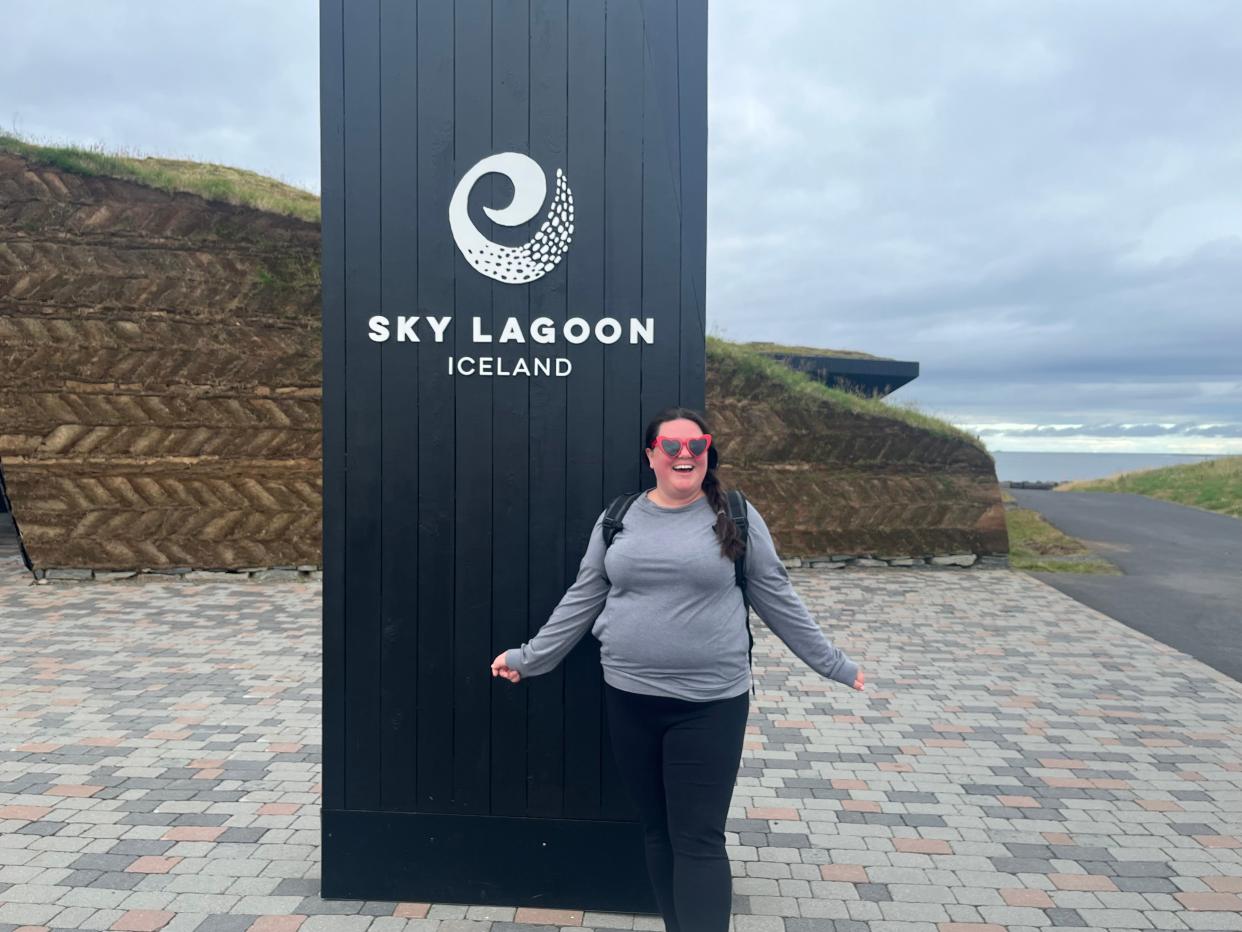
[604,681,750,932]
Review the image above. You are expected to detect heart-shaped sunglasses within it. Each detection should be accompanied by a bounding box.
[649,434,712,458]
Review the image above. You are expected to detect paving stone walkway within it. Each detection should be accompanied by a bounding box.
[1,549,1240,932]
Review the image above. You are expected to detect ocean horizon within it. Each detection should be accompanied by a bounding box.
[990,450,1228,484]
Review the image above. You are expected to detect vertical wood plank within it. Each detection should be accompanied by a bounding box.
[495,0,565,818]
[639,0,682,433]
[600,0,645,821]
[452,0,494,814]
[341,0,384,812]
[484,0,532,817]
[678,0,708,413]
[379,0,420,810]
[319,0,346,812]
[415,0,457,814]
[562,0,607,820]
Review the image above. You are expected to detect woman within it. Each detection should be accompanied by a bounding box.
[490,406,865,932]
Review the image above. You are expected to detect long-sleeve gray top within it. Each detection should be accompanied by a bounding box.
[505,491,860,701]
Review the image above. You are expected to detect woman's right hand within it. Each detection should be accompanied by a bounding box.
[853,668,865,691]
[491,651,521,684]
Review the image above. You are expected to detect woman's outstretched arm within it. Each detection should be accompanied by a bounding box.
[742,502,863,689]
[500,512,611,680]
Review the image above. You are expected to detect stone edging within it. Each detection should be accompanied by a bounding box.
[31,565,323,585]
[26,552,1011,583]
[781,552,1009,570]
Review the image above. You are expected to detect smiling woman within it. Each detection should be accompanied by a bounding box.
[492,404,864,931]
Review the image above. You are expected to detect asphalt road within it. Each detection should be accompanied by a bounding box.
[1010,488,1242,685]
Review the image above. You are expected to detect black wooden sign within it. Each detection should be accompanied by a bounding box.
[321,0,707,910]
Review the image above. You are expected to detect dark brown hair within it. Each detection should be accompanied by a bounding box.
[643,406,746,562]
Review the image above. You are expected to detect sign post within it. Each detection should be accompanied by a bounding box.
[320,0,707,909]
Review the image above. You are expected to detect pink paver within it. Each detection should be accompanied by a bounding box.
[1050,873,1118,892]
[0,805,52,820]
[747,807,798,819]
[893,838,952,854]
[258,802,300,815]
[46,784,103,797]
[1138,799,1183,811]
[1038,758,1087,768]
[247,917,307,932]
[111,910,174,931]
[1001,888,1055,907]
[842,799,881,812]
[821,863,868,882]
[1196,835,1240,848]
[997,795,1039,807]
[1176,891,1242,910]
[1043,777,1093,788]
[125,856,181,874]
[162,826,225,842]
[393,903,431,918]
[15,742,60,752]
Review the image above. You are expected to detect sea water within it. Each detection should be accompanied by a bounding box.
[991,450,1226,484]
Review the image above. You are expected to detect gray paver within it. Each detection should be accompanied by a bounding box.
[1,555,1240,931]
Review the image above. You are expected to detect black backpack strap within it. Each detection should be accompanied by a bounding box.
[726,490,749,592]
[726,490,757,697]
[602,491,643,548]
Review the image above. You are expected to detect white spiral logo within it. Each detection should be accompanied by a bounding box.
[448,152,574,284]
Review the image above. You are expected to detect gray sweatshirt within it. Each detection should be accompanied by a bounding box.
[505,491,860,701]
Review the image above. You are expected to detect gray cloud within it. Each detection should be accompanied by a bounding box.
[1,1,320,191]
[706,1,1242,451]
[2,1,1238,452]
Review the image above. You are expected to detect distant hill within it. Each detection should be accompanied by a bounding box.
[1058,455,1241,519]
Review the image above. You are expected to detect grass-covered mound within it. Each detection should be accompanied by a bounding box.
[1057,455,1242,519]
[708,336,987,454]
[743,340,888,360]
[0,133,320,223]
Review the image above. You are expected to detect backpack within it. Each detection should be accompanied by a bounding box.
[601,489,757,697]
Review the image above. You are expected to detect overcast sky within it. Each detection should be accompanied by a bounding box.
[4,1,1239,455]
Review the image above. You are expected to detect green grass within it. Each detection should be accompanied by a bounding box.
[0,133,320,223]
[743,340,888,360]
[1057,455,1242,519]
[1001,496,1121,574]
[708,336,989,453]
